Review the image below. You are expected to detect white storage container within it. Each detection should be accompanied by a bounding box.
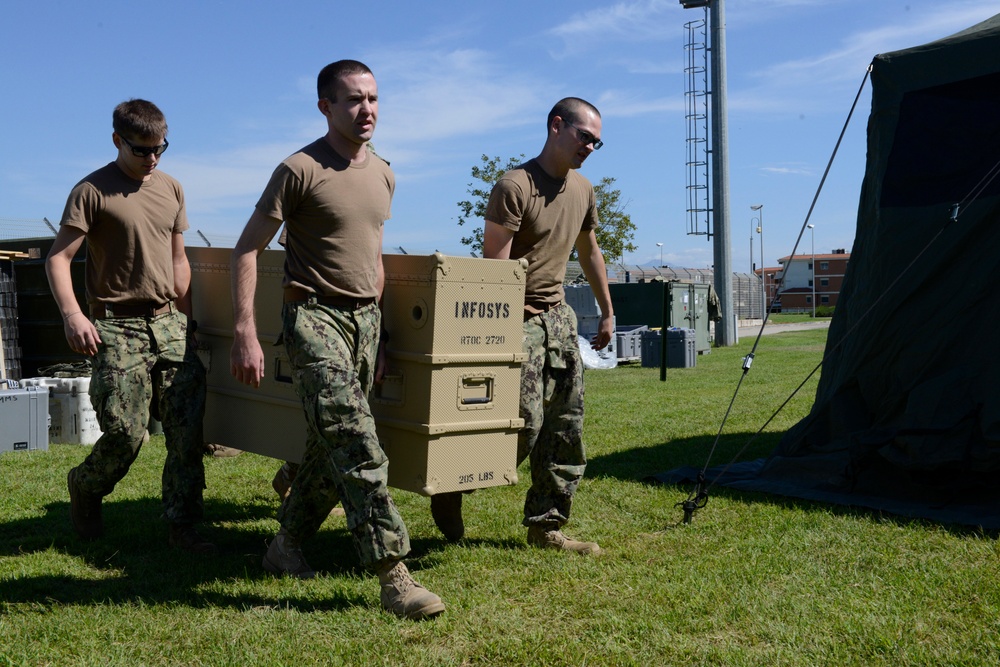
[20,376,102,445]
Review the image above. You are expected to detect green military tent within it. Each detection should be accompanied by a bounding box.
[658,13,1000,528]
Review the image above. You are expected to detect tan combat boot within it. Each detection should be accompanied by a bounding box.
[204,443,242,458]
[271,463,295,499]
[67,467,103,540]
[377,560,445,620]
[430,492,464,541]
[262,527,316,579]
[527,525,602,556]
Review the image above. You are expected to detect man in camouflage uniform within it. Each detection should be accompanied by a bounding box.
[46,99,212,554]
[230,60,444,621]
[431,97,613,555]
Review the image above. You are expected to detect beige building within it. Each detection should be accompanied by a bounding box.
[761,249,850,312]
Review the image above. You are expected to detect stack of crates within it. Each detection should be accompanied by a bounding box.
[186,246,308,463]
[641,328,697,369]
[1,251,24,381]
[641,329,662,368]
[667,328,697,368]
[0,385,48,453]
[2,238,87,378]
[564,284,616,357]
[20,376,102,444]
[615,324,647,362]
[564,284,601,321]
[373,253,528,496]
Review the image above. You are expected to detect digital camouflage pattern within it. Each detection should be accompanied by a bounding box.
[278,300,409,568]
[519,302,587,528]
[75,309,207,524]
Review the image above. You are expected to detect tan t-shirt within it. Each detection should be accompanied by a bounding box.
[256,139,393,299]
[485,158,599,309]
[60,163,188,305]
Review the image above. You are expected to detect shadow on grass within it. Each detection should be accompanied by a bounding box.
[585,431,1000,539]
[662,483,1000,539]
[585,430,780,484]
[0,493,475,611]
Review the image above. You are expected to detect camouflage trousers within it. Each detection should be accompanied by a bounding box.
[75,308,207,524]
[279,300,409,568]
[519,302,587,529]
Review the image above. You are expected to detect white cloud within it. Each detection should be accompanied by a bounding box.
[662,246,713,269]
[597,91,683,119]
[378,48,547,141]
[364,48,553,173]
[548,0,680,46]
[623,58,684,75]
[168,142,303,216]
[761,165,813,176]
[747,3,1000,94]
[159,45,555,233]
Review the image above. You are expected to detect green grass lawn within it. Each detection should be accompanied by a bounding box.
[2,329,998,666]
[766,313,826,324]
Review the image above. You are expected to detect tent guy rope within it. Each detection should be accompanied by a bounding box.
[676,62,1000,526]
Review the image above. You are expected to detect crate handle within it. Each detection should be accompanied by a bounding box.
[372,368,404,405]
[273,356,293,384]
[459,375,493,405]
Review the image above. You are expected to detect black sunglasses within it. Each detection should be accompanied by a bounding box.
[120,135,169,157]
[563,120,603,150]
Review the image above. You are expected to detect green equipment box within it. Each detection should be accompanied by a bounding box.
[608,281,713,354]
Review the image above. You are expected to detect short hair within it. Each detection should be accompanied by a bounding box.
[317,60,374,101]
[547,97,601,130]
[113,99,168,141]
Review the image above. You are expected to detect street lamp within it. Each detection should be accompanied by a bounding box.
[750,205,764,317]
[656,242,663,267]
[807,224,815,318]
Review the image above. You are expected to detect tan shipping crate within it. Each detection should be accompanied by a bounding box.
[195,328,306,463]
[188,248,527,496]
[382,253,527,358]
[188,247,305,462]
[188,246,285,339]
[372,352,525,428]
[377,420,521,495]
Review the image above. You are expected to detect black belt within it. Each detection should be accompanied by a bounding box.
[284,286,376,310]
[92,301,173,319]
[523,301,562,321]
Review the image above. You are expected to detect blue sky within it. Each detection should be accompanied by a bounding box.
[1,0,997,272]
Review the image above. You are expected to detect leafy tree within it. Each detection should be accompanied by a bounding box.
[589,176,638,264]
[456,154,525,253]
[456,154,637,264]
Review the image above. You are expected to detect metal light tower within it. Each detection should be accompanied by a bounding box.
[807,224,816,318]
[656,242,664,267]
[750,204,764,317]
[681,0,733,344]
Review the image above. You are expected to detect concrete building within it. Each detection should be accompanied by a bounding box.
[764,249,850,312]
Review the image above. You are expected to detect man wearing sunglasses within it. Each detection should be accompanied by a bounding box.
[431,98,613,555]
[46,99,212,554]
